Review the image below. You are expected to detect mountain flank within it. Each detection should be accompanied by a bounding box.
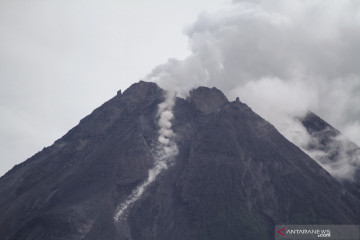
[0,81,359,240]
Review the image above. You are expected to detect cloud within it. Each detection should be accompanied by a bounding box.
[147,0,360,180]
[304,130,360,182]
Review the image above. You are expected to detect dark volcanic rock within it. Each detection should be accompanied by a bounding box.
[0,81,163,240]
[0,81,359,240]
[189,87,228,114]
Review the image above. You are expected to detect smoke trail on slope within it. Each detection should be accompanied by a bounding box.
[114,91,178,221]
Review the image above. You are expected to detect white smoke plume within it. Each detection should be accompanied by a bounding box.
[114,91,178,221]
[146,0,360,180]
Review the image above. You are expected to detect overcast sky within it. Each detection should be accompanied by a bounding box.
[1,0,360,178]
[0,0,230,176]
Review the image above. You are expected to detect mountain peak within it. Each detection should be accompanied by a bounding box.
[189,86,228,114]
[122,80,161,99]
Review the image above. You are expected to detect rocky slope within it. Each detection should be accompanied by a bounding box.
[0,81,359,240]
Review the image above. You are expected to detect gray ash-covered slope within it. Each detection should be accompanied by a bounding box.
[0,81,359,240]
[300,112,360,199]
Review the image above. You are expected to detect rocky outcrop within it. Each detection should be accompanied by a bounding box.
[189,87,228,114]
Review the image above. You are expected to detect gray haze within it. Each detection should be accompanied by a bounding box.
[0,0,228,177]
[147,0,360,180]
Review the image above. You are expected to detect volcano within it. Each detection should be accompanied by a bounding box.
[0,81,359,240]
